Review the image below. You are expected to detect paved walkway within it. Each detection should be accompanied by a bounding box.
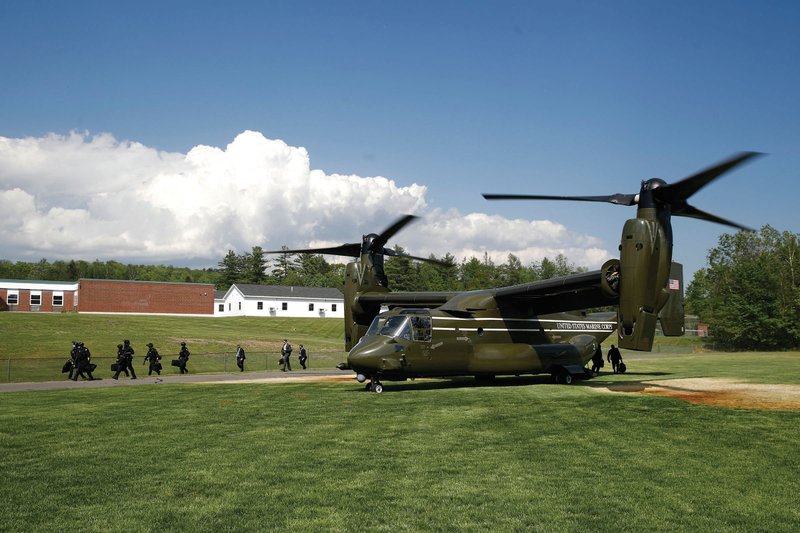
[0,369,351,393]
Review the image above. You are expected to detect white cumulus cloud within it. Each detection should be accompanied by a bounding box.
[0,130,613,270]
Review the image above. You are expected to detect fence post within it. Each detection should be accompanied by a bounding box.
[223,353,227,373]
[6,358,10,382]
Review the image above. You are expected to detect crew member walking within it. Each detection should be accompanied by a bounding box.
[236,344,246,372]
[280,339,292,371]
[178,341,190,374]
[144,342,162,376]
[591,345,604,376]
[607,344,623,374]
[298,344,308,370]
[72,342,95,381]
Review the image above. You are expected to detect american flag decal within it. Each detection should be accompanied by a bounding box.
[669,279,680,290]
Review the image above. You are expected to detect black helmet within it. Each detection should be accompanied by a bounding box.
[147,342,153,347]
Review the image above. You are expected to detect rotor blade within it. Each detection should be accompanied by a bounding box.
[370,214,419,252]
[483,193,637,206]
[383,248,452,266]
[655,151,763,204]
[264,243,361,258]
[672,204,754,231]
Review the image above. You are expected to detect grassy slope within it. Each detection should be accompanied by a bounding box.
[1,355,800,531]
[0,314,346,381]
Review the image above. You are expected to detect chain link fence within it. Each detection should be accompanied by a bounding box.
[1,350,348,383]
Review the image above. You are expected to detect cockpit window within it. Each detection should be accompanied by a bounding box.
[365,314,411,340]
[410,315,432,342]
[366,313,431,341]
[365,315,389,337]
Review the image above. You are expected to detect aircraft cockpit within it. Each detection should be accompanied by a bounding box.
[363,310,432,342]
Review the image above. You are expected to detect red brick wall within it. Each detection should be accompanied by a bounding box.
[0,288,78,312]
[78,280,214,315]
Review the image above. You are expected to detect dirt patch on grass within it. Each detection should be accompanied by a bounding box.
[604,378,800,410]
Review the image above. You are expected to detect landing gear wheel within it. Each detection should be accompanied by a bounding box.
[563,372,573,385]
[372,382,384,394]
[365,382,373,391]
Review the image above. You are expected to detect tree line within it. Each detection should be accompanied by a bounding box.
[1,247,587,294]
[7,226,797,350]
[0,258,218,285]
[214,246,586,292]
[685,225,800,350]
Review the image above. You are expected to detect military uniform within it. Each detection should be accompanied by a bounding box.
[67,341,79,380]
[72,342,95,381]
[144,343,162,376]
[113,340,136,379]
[178,342,190,374]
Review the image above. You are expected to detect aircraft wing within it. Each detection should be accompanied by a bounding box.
[492,270,617,313]
[358,291,459,309]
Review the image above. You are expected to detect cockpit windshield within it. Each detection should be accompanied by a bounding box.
[365,314,411,340]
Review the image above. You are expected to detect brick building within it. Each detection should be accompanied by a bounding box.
[1,279,214,316]
[78,279,214,315]
[0,280,79,312]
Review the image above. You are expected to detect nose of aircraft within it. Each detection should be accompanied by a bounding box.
[347,337,402,373]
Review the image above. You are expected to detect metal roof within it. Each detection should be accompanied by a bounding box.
[232,284,343,300]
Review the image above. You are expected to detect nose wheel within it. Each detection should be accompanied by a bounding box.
[365,379,384,393]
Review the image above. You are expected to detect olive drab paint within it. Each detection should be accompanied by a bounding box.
[267,152,761,392]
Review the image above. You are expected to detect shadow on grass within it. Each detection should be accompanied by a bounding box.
[348,371,675,393]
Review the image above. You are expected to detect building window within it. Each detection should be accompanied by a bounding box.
[257,302,263,310]
[30,292,42,306]
[332,304,337,312]
[238,302,242,311]
[53,293,64,306]
[309,303,314,311]
[228,303,231,311]
[218,304,224,312]
[281,302,288,311]
[7,291,18,305]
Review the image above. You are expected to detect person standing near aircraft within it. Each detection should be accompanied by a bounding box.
[298,344,308,369]
[280,339,292,371]
[591,345,604,376]
[236,344,246,372]
[607,344,622,374]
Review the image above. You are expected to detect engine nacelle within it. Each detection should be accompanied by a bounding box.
[616,215,672,351]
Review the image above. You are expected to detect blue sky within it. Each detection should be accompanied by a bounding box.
[1,0,798,283]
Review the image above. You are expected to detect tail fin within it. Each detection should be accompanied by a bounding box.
[659,262,685,336]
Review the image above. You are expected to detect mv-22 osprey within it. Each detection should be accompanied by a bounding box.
[275,152,761,392]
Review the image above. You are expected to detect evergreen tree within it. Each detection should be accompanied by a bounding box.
[217,250,242,289]
[242,246,269,284]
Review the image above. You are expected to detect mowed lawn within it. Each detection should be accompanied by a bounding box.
[1,353,799,532]
[0,314,347,381]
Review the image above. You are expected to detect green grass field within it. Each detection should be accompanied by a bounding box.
[0,313,348,381]
[1,313,715,383]
[1,352,799,531]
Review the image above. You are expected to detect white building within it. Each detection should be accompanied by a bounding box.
[214,284,344,318]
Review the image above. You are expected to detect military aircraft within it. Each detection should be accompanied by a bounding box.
[271,152,761,392]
